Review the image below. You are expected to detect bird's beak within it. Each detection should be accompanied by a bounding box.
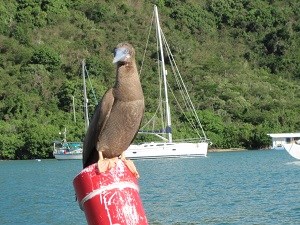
[113,48,130,64]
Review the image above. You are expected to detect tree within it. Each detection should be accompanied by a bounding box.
[30,46,61,71]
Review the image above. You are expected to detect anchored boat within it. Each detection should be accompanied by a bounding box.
[53,60,90,160]
[53,140,83,160]
[125,6,210,159]
[267,132,300,159]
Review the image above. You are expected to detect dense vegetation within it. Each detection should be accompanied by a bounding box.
[1,0,299,159]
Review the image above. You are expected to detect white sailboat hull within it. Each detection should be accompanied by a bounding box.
[125,142,208,159]
[53,142,83,160]
[54,152,82,160]
[53,150,82,160]
[282,143,300,160]
[53,142,208,160]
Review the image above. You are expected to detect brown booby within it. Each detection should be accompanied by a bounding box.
[82,42,144,178]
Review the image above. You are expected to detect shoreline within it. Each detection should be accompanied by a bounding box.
[208,148,272,152]
[208,148,246,152]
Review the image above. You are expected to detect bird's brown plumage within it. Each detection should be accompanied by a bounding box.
[82,43,144,168]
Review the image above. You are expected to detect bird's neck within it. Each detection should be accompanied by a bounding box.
[114,62,143,101]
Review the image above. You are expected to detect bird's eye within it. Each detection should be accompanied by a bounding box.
[123,49,129,54]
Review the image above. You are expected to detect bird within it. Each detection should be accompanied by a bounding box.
[82,42,144,178]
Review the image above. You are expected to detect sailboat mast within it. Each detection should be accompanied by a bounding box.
[154,5,172,143]
[82,60,89,131]
[72,95,76,123]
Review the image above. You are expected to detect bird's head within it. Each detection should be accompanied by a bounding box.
[113,42,135,64]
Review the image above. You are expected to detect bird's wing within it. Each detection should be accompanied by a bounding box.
[130,106,145,144]
[82,88,114,167]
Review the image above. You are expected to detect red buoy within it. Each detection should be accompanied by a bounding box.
[73,159,148,225]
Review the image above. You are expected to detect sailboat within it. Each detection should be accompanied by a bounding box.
[53,60,90,160]
[125,6,210,159]
[53,127,83,160]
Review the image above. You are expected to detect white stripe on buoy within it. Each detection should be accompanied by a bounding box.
[79,181,139,210]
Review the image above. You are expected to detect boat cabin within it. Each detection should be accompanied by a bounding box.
[267,133,300,150]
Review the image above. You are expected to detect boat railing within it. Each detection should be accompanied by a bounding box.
[173,138,210,143]
[53,141,83,151]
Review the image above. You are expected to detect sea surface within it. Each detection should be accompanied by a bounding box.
[0,150,299,225]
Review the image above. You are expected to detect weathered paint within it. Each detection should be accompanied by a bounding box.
[73,159,148,225]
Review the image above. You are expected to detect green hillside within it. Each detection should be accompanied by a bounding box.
[1,0,299,159]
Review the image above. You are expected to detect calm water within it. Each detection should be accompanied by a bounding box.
[0,150,299,225]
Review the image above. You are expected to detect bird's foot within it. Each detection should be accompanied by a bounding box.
[97,157,118,173]
[120,154,139,178]
[124,159,140,179]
